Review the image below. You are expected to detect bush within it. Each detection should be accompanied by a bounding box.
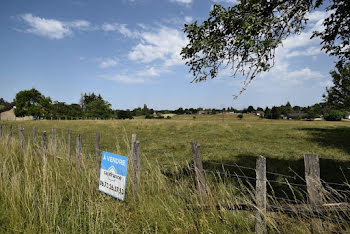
[324,110,343,121]
[237,114,243,119]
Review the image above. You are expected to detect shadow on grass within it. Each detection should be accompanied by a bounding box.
[298,126,350,154]
[161,154,350,203]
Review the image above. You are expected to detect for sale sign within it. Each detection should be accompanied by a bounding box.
[99,151,128,201]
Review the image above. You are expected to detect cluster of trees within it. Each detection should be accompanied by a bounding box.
[3,61,350,122]
[11,89,116,119]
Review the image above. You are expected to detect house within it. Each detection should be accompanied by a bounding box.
[344,114,350,119]
[255,111,264,117]
[287,112,307,119]
[197,110,208,115]
[0,108,33,121]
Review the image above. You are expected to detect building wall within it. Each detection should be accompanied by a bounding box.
[0,109,33,121]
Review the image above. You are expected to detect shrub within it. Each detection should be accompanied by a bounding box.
[324,110,343,121]
[237,114,243,119]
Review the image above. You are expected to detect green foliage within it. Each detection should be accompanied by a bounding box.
[181,0,349,96]
[324,109,343,121]
[324,63,350,111]
[14,88,51,118]
[117,110,133,119]
[237,114,243,119]
[271,106,281,119]
[247,106,255,113]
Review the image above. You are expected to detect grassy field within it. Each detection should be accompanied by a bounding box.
[0,115,350,233]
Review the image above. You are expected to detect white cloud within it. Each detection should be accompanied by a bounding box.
[284,68,325,81]
[128,26,187,66]
[170,0,192,4]
[305,11,329,22]
[100,74,145,84]
[212,0,239,4]
[99,58,118,68]
[102,23,138,38]
[184,16,193,23]
[19,13,91,39]
[285,47,322,58]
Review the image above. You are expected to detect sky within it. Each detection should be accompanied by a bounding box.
[0,0,337,110]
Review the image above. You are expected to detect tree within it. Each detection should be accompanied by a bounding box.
[324,109,343,121]
[181,1,349,96]
[271,106,281,119]
[86,99,112,118]
[247,105,255,113]
[324,63,350,111]
[14,88,49,118]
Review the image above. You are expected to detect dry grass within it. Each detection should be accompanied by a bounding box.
[0,117,349,233]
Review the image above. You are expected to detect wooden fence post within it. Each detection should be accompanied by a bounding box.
[304,154,323,207]
[130,134,140,195]
[67,130,71,164]
[133,141,141,195]
[95,132,100,177]
[76,134,82,172]
[0,124,2,141]
[7,124,12,145]
[42,131,47,155]
[18,125,25,152]
[52,128,56,155]
[255,156,267,234]
[190,141,207,199]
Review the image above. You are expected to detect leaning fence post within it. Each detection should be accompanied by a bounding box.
[191,141,207,200]
[42,131,47,156]
[76,134,82,172]
[18,125,25,152]
[95,132,100,177]
[67,130,72,164]
[255,156,267,234]
[7,124,12,145]
[304,154,323,207]
[52,128,56,155]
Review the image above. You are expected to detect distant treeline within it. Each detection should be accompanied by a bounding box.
[0,88,347,121]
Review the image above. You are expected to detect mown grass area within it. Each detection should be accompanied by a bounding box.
[0,116,350,233]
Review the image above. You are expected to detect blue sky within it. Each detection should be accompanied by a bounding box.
[0,0,337,110]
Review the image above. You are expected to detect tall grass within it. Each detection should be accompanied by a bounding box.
[0,118,350,233]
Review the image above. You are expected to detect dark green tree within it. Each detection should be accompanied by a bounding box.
[181,1,349,96]
[271,106,281,119]
[14,88,50,118]
[324,63,350,111]
[247,105,255,113]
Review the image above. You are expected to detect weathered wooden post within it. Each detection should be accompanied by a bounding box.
[255,156,267,234]
[76,134,82,172]
[304,155,324,233]
[52,128,56,155]
[67,129,72,164]
[95,132,100,177]
[304,154,323,207]
[42,131,47,155]
[0,124,2,141]
[190,141,207,200]
[18,125,25,152]
[7,124,12,145]
[130,134,140,195]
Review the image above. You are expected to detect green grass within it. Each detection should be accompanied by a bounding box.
[0,116,350,233]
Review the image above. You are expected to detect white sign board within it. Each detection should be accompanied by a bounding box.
[99,151,128,201]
